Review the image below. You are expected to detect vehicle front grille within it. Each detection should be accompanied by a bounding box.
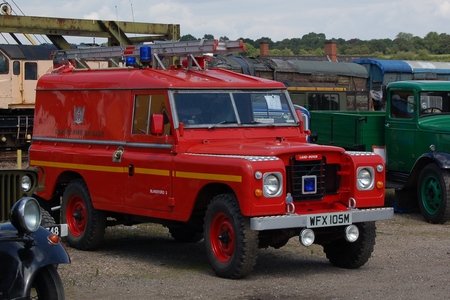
[287,156,340,201]
[1,170,37,222]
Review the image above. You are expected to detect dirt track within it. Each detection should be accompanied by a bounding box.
[59,206,450,300]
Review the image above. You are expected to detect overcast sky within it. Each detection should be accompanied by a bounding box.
[4,0,450,44]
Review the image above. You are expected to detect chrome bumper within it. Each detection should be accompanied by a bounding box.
[250,207,394,231]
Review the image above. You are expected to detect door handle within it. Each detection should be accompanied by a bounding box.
[385,123,390,128]
[112,146,124,162]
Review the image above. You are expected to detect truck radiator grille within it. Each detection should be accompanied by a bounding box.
[0,171,37,222]
[1,173,21,222]
[287,157,340,201]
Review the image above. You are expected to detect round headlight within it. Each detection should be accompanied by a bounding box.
[21,175,32,192]
[10,197,41,233]
[345,225,359,242]
[357,167,374,190]
[299,228,315,246]
[263,173,282,197]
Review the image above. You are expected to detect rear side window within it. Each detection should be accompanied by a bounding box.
[133,94,170,135]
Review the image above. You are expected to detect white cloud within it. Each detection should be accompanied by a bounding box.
[4,0,450,42]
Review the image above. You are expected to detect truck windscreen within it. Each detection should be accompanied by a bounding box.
[173,91,296,127]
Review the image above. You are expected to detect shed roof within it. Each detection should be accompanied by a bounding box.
[278,59,368,78]
[0,44,56,60]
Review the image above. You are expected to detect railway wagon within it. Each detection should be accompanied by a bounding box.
[210,54,369,111]
[0,44,55,149]
[354,59,450,110]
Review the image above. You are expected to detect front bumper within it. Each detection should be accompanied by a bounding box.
[250,207,394,231]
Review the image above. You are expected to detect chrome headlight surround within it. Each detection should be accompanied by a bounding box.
[263,172,283,197]
[10,197,41,234]
[356,167,374,191]
[21,175,33,192]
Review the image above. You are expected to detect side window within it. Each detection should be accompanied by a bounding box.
[390,92,414,119]
[133,94,170,135]
[24,62,37,80]
[0,52,8,74]
[307,93,340,110]
[13,61,20,75]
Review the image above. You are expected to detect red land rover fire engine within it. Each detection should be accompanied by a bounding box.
[29,40,393,279]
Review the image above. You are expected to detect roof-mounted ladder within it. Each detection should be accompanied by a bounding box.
[52,39,246,70]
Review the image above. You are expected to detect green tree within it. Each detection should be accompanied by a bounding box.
[180,34,197,41]
[242,43,259,57]
[423,32,441,54]
[269,48,294,56]
[393,32,415,52]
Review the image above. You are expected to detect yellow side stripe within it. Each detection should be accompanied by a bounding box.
[135,168,170,176]
[30,160,241,182]
[30,160,127,173]
[175,171,242,182]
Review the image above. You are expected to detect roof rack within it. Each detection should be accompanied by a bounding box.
[52,39,246,70]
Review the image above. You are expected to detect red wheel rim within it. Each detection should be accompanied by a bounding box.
[66,195,86,237]
[209,212,235,263]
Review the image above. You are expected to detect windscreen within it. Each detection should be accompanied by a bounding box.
[173,91,296,127]
[419,92,450,116]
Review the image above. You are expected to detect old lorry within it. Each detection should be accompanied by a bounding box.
[29,40,393,279]
[0,167,70,299]
[311,80,450,224]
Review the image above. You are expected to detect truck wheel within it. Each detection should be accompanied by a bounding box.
[417,164,450,224]
[323,222,376,269]
[40,208,56,227]
[204,193,259,279]
[29,264,65,300]
[168,227,203,243]
[62,179,106,250]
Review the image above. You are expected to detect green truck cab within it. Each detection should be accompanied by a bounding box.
[311,81,450,224]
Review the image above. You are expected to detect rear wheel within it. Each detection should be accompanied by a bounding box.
[29,265,65,300]
[62,179,106,250]
[323,222,376,269]
[417,164,450,224]
[204,193,258,279]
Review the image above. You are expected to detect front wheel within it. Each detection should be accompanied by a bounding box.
[29,265,65,300]
[323,222,376,269]
[62,179,106,250]
[204,193,259,279]
[417,164,450,224]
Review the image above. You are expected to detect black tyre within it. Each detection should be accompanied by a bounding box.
[168,227,203,243]
[61,179,106,250]
[29,265,65,300]
[204,193,259,279]
[417,164,450,224]
[323,222,376,269]
[41,208,56,227]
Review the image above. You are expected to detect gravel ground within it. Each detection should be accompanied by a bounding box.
[3,158,449,299]
[58,201,450,300]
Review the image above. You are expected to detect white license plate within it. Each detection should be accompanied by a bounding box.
[306,212,352,228]
[45,224,68,237]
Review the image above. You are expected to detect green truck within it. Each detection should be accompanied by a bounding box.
[311,80,450,224]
